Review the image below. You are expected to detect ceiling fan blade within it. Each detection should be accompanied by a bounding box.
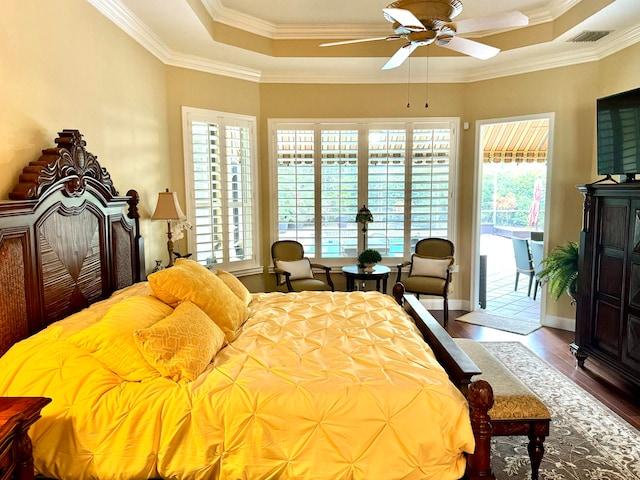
[382,8,425,30]
[454,11,529,34]
[438,36,499,60]
[320,36,399,47]
[382,43,419,70]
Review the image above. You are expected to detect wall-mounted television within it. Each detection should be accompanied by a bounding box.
[597,87,640,182]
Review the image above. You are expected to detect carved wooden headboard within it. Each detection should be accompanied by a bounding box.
[0,129,145,356]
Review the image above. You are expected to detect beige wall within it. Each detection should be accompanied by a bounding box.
[0,0,171,266]
[599,43,640,98]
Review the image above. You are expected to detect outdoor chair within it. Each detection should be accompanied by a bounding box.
[396,238,455,327]
[529,240,544,300]
[271,240,334,292]
[512,237,535,296]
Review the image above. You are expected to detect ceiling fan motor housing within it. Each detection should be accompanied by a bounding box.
[386,0,463,30]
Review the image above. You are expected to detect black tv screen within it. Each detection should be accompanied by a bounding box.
[597,87,640,179]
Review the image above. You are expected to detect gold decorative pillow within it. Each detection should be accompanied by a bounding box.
[147,258,248,342]
[134,301,226,384]
[66,295,173,381]
[409,255,454,279]
[215,269,252,306]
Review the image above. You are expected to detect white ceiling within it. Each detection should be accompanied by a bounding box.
[90,0,640,83]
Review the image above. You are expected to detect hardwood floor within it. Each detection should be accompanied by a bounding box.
[432,310,640,431]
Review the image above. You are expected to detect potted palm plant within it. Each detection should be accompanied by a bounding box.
[538,241,579,303]
[357,249,382,272]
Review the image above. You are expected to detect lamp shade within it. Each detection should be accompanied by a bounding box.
[355,205,373,224]
[152,190,186,221]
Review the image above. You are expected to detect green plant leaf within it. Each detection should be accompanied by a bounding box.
[357,249,382,264]
[538,241,578,301]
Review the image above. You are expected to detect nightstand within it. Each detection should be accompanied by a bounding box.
[0,397,51,480]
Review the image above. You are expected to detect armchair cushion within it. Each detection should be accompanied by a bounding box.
[409,255,454,279]
[402,275,448,294]
[275,258,314,284]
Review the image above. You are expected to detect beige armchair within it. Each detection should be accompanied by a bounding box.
[396,238,455,327]
[271,240,334,292]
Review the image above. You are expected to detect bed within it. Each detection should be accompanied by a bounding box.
[0,130,495,480]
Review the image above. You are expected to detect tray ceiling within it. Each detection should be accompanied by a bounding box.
[91,0,640,83]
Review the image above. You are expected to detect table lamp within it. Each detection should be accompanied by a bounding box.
[151,189,186,267]
[355,204,374,250]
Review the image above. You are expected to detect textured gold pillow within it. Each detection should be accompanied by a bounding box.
[66,295,173,381]
[148,258,248,342]
[134,301,226,384]
[216,269,252,306]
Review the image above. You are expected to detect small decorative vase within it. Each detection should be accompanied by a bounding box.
[364,263,376,273]
[152,260,165,273]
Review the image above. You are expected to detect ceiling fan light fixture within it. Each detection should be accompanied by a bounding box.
[436,35,453,46]
[408,29,437,45]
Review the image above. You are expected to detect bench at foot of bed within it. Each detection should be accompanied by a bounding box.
[455,339,551,480]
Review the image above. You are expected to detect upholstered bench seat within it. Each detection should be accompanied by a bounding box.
[454,339,551,480]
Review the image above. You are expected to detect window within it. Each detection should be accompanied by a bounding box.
[183,107,259,273]
[270,119,458,262]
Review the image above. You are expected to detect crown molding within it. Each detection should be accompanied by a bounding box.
[88,0,171,62]
[259,62,468,84]
[204,0,392,39]
[203,0,276,38]
[204,0,582,40]
[466,23,640,83]
[166,52,263,83]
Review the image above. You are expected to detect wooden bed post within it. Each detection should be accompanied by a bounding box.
[466,379,495,479]
[126,189,146,281]
[392,282,405,305]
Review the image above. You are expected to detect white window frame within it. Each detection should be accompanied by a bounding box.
[182,106,261,275]
[268,117,459,266]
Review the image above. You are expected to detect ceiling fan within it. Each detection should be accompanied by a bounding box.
[320,0,529,70]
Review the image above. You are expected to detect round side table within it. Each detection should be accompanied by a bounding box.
[341,264,391,293]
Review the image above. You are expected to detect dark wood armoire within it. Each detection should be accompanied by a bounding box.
[573,182,640,388]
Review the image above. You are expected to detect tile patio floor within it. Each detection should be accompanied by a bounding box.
[480,234,541,322]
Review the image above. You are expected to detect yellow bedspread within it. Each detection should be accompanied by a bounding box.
[0,286,474,480]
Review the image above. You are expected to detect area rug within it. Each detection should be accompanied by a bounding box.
[456,310,540,335]
[482,342,640,479]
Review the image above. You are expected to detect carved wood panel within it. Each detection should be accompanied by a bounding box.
[0,234,30,356]
[38,205,104,323]
[111,216,134,290]
[596,254,624,299]
[600,204,627,249]
[623,314,640,368]
[629,263,640,308]
[594,301,621,355]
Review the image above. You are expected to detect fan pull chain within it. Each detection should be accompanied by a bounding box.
[407,58,411,108]
[425,48,430,109]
